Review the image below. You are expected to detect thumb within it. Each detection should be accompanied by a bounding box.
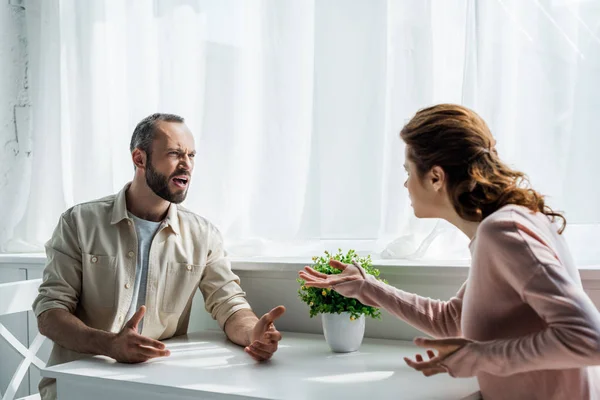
[261,305,286,325]
[328,259,349,271]
[126,305,146,330]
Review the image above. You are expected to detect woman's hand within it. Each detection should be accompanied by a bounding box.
[403,337,471,377]
[298,259,364,289]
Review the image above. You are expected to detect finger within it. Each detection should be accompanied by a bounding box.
[265,331,282,343]
[414,337,463,358]
[126,306,146,329]
[135,335,166,350]
[413,337,434,348]
[260,306,286,325]
[248,343,274,359]
[302,267,330,279]
[137,345,171,359]
[250,340,277,353]
[298,276,330,289]
[403,356,443,371]
[244,346,269,362]
[298,270,327,282]
[328,260,349,271]
[404,357,419,371]
[422,366,447,377]
[299,272,360,288]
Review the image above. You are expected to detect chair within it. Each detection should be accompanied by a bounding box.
[0,279,45,400]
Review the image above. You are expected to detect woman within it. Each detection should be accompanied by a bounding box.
[299,104,600,399]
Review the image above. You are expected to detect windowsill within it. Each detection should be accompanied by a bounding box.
[1,252,599,281]
[229,256,471,278]
[0,253,47,264]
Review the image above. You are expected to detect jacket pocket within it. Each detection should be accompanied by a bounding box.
[161,262,203,313]
[81,253,117,308]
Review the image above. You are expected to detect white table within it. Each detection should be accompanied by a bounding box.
[43,331,480,400]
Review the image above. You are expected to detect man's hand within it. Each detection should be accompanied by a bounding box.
[245,305,286,362]
[109,306,171,363]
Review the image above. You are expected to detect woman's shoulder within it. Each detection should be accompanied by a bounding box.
[475,204,562,268]
[478,204,552,240]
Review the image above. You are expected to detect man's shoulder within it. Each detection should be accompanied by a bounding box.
[62,193,117,220]
[176,205,219,234]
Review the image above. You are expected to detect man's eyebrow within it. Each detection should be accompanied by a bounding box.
[166,147,196,157]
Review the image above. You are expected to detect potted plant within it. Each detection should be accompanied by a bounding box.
[297,249,386,353]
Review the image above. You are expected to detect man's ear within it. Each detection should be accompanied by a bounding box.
[132,149,147,169]
[429,166,445,192]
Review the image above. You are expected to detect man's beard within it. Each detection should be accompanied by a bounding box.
[145,155,189,204]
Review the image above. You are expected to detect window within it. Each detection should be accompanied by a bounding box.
[4,0,599,265]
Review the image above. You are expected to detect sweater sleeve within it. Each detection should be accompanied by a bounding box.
[441,214,600,377]
[333,265,465,338]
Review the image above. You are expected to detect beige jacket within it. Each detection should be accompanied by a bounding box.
[33,183,251,399]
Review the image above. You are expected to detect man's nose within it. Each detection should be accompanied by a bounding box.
[179,155,192,172]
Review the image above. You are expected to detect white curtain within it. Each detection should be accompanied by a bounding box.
[2,0,599,263]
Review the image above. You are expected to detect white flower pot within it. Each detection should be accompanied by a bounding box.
[321,312,365,353]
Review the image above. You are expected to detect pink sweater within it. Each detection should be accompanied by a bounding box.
[334,205,600,399]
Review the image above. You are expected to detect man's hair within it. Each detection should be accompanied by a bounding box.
[129,113,185,156]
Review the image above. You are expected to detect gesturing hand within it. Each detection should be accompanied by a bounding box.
[403,337,470,377]
[109,306,171,363]
[245,305,286,362]
[298,259,364,289]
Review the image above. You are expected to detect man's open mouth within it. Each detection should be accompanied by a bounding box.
[171,175,189,188]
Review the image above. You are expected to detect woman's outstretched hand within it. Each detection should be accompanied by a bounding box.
[298,259,365,289]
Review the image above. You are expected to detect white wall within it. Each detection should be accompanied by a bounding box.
[192,262,600,342]
[232,267,466,341]
[0,1,29,250]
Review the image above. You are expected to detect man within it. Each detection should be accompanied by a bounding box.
[33,113,286,400]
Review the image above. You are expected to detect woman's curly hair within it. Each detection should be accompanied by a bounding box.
[400,104,566,233]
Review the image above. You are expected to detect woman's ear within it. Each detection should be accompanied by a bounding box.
[429,166,445,192]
